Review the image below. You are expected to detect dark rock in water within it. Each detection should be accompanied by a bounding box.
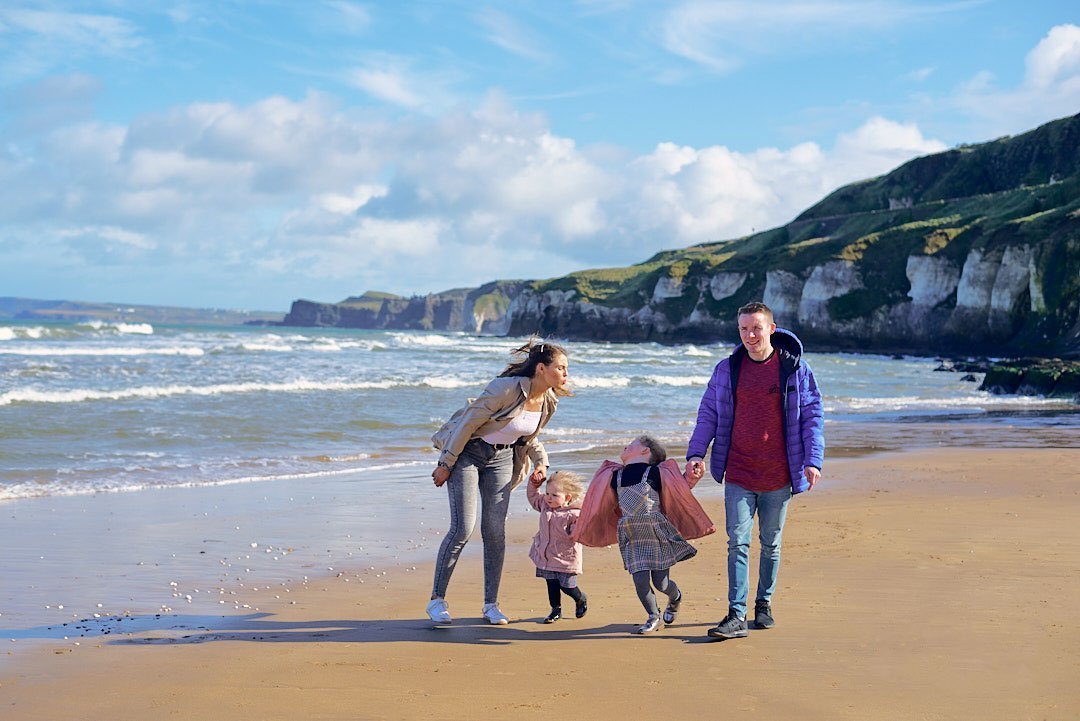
[979,358,1080,397]
[951,360,991,373]
[941,358,989,375]
[960,374,978,382]
[938,358,991,373]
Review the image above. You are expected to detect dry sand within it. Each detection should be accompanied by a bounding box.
[4,447,1079,720]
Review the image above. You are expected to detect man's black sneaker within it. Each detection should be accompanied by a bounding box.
[754,600,775,629]
[707,610,748,639]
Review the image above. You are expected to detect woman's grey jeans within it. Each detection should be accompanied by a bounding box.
[432,439,514,604]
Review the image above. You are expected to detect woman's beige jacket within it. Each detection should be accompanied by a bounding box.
[432,376,558,489]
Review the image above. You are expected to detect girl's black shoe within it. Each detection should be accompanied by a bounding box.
[544,607,561,623]
[575,593,588,618]
[662,592,682,624]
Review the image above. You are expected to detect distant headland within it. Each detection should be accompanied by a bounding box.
[0,297,281,326]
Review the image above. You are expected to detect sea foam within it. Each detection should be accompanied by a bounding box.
[0,345,204,357]
[0,379,401,406]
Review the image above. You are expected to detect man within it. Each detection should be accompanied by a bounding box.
[686,301,824,639]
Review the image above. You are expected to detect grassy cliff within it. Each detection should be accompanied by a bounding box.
[287,112,1080,357]
[520,112,1080,354]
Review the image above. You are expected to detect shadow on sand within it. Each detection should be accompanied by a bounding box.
[4,612,728,647]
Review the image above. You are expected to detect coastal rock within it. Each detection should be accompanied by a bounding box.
[979,359,1080,397]
[709,272,748,301]
[652,276,684,302]
[954,248,1000,323]
[798,261,862,329]
[282,282,526,334]
[763,270,805,321]
[906,254,960,307]
[988,245,1034,335]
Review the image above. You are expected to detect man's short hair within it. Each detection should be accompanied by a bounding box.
[736,301,774,323]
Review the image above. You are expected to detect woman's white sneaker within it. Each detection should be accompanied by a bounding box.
[481,603,509,625]
[426,599,452,625]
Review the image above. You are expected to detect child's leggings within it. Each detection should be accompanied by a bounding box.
[632,569,680,617]
[546,578,585,608]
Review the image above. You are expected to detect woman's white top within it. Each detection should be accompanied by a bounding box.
[481,410,541,446]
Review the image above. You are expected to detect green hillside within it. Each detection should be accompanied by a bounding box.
[525,112,1080,352]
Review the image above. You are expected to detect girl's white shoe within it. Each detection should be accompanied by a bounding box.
[426,599,452,625]
[632,615,662,634]
[481,603,509,625]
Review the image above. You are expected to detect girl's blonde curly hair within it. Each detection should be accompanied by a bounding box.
[547,470,585,500]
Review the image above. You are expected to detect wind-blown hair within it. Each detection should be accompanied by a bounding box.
[499,337,572,397]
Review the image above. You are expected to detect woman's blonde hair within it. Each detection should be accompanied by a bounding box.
[547,470,585,499]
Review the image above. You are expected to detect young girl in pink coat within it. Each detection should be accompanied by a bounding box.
[527,470,588,623]
[573,435,714,634]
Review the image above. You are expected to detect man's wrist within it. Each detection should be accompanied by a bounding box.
[437,461,452,470]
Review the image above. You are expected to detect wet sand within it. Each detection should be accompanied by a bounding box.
[4,447,1079,720]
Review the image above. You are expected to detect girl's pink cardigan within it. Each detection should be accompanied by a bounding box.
[571,459,716,548]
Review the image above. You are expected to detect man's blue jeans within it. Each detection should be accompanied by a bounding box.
[724,482,792,618]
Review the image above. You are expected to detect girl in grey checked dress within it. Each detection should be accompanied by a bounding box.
[614,436,697,634]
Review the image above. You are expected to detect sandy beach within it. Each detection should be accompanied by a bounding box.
[4,446,1079,720]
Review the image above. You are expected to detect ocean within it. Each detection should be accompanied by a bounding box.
[2,320,1077,651]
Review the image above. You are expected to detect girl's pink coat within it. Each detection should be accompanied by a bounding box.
[571,459,716,548]
[527,482,583,574]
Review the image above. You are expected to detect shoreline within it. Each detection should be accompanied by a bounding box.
[5,446,1079,720]
[2,424,1077,636]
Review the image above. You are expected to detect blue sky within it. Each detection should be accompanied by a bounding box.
[1,1,1078,311]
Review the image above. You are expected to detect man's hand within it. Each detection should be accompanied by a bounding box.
[686,457,706,480]
[804,465,821,490]
[529,465,548,484]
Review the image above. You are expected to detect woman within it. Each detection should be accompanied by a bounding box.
[427,339,571,626]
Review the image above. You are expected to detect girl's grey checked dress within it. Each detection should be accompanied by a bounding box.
[615,464,697,573]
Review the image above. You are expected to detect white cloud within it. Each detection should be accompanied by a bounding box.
[350,66,424,108]
[907,67,935,82]
[833,116,947,166]
[2,82,951,304]
[0,8,143,50]
[59,225,154,250]
[345,55,460,112]
[1024,23,1080,88]
[324,1,372,34]
[951,24,1080,139]
[317,185,388,214]
[473,8,551,62]
[0,8,144,83]
[661,1,978,73]
[623,117,944,245]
